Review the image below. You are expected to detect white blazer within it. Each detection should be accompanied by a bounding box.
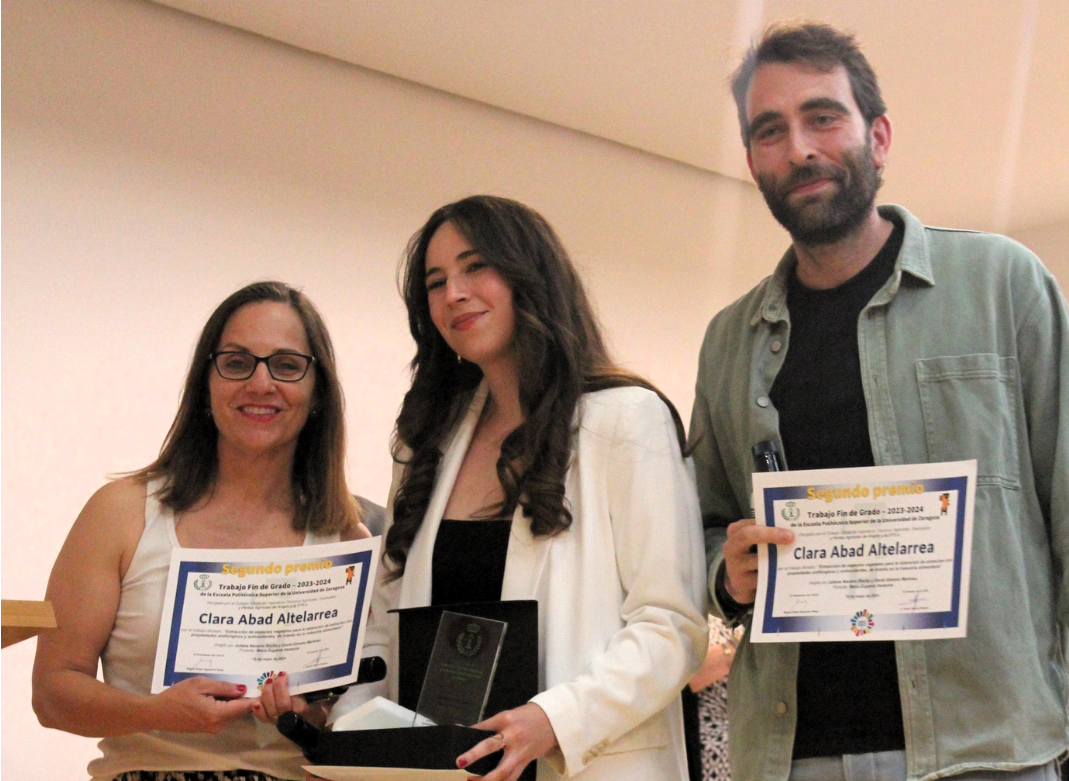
[335,384,708,780]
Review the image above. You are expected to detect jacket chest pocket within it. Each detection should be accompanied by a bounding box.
[915,354,1020,489]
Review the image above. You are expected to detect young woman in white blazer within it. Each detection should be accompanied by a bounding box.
[333,196,708,780]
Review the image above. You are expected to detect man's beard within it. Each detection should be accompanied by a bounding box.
[756,140,882,246]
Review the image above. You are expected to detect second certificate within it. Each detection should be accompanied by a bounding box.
[751,460,976,643]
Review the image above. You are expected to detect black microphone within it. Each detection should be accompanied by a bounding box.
[750,440,784,516]
[356,655,387,684]
[278,658,390,759]
[752,440,784,473]
[277,711,325,760]
[749,440,785,552]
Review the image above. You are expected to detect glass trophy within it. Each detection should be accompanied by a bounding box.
[413,611,507,727]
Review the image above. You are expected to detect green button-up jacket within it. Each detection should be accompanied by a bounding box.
[692,205,1068,781]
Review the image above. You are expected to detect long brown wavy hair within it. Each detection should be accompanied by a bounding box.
[385,195,685,578]
[133,281,361,534]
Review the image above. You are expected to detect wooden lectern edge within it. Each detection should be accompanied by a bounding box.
[1,599,57,649]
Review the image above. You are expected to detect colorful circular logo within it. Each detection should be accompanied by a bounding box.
[256,670,277,690]
[850,609,875,636]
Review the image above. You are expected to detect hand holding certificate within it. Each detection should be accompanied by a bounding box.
[152,537,380,695]
[751,460,976,642]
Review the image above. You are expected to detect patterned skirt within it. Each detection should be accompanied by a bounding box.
[696,616,744,781]
[697,679,731,781]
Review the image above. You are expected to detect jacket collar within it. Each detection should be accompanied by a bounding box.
[398,380,552,608]
[752,204,935,326]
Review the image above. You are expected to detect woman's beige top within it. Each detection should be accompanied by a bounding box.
[90,481,338,781]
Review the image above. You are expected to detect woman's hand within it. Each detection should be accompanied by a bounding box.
[151,677,255,733]
[688,641,736,692]
[456,703,558,781]
[253,671,326,728]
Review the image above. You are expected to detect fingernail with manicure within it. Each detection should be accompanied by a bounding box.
[237,684,247,692]
[457,759,468,768]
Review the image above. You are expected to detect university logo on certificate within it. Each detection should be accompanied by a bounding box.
[751,460,976,643]
[152,537,380,695]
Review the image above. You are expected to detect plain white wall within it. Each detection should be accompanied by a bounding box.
[1,1,788,777]
[1011,219,1069,283]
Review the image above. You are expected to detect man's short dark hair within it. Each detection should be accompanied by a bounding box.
[732,22,887,147]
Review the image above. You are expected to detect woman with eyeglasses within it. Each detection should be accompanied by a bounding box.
[32,281,373,781]
[332,196,708,781]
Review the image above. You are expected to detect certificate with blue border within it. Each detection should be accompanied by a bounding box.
[151,537,380,695]
[751,460,976,643]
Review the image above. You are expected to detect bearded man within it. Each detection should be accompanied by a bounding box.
[691,22,1068,781]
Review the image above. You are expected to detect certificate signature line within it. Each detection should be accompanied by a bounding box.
[898,592,927,611]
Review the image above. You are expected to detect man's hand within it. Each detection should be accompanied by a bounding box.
[722,518,794,604]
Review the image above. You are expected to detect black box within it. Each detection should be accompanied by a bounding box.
[307,723,503,776]
[310,600,538,778]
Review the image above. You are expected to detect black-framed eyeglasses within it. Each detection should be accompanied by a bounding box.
[209,351,315,382]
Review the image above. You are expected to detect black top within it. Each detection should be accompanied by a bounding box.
[769,216,907,759]
[431,519,512,606]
